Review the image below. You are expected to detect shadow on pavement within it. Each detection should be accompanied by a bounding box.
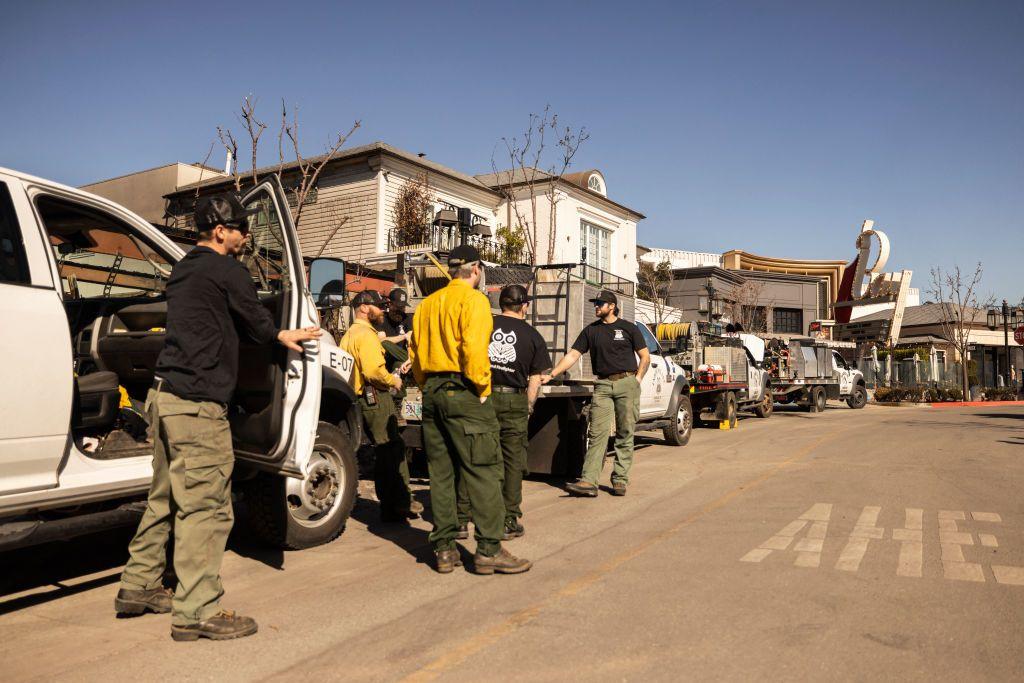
[0,526,134,615]
[349,486,434,568]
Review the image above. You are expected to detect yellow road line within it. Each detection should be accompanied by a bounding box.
[402,428,848,682]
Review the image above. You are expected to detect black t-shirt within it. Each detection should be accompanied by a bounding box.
[571,318,645,377]
[489,314,552,388]
[157,247,279,404]
[377,311,413,348]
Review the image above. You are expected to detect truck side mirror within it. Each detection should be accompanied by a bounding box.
[310,258,346,307]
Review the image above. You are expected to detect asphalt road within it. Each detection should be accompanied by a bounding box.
[3,403,1024,681]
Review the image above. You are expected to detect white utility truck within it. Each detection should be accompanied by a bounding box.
[399,261,694,476]
[0,168,362,551]
[767,338,868,411]
[657,323,774,425]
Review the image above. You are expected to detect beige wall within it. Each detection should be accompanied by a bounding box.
[83,163,225,224]
[292,161,378,262]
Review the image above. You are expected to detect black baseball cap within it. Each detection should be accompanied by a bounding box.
[499,284,531,306]
[351,290,385,307]
[388,288,409,306]
[448,245,481,267]
[589,290,618,307]
[194,193,258,230]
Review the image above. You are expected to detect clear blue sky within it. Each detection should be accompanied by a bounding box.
[2,1,1021,300]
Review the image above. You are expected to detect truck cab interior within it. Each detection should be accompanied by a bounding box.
[35,194,292,459]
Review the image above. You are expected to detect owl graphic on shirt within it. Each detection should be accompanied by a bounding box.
[489,328,518,364]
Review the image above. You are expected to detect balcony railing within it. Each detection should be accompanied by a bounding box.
[387,225,532,265]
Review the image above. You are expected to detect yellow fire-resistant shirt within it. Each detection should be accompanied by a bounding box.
[410,278,493,397]
[340,318,398,396]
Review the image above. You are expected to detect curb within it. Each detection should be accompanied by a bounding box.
[929,400,1024,408]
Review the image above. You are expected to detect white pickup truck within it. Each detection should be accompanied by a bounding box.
[0,168,362,551]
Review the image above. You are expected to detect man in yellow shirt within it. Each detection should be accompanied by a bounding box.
[340,290,412,522]
[410,245,532,575]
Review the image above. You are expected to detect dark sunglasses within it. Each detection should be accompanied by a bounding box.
[224,218,249,235]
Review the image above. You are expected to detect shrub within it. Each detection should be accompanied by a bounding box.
[985,387,1018,402]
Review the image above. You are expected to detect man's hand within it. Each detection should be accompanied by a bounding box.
[392,375,404,392]
[540,374,552,385]
[399,360,413,375]
[277,326,322,352]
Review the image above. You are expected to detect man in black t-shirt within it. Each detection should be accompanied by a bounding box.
[378,288,414,349]
[545,290,649,497]
[456,284,551,540]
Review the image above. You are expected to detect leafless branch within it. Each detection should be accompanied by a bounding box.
[930,262,995,396]
[193,141,216,200]
[215,126,240,192]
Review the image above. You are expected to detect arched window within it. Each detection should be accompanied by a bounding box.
[587,174,604,195]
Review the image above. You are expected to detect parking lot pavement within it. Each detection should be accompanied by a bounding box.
[3,404,1024,681]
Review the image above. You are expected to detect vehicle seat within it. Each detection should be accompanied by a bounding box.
[73,371,120,430]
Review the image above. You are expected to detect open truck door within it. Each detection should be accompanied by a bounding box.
[234,177,322,474]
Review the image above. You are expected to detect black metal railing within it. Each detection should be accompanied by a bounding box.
[387,225,532,265]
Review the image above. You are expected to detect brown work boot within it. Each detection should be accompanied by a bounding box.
[170,610,258,642]
[473,547,532,575]
[435,548,463,574]
[455,523,469,540]
[565,479,598,497]
[502,519,525,540]
[610,481,627,496]
[409,499,425,515]
[114,586,173,616]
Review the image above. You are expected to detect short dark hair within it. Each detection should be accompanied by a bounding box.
[500,300,527,313]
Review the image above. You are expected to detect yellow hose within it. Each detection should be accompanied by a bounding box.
[656,322,691,341]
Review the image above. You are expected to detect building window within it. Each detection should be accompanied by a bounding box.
[587,174,604,195]
[773,308,802,334]
[580,220,610,271]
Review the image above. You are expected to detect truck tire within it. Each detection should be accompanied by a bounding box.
[808,386,827,413]
[663,395,693,446]
[244,421,357,550]
[753,392,773,418]
[846,385,867,409]
[724,392,738,428]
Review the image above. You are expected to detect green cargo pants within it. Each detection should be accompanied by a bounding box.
[456,391,529,525]
[362,392,412,518]
[120,387,234,626]
[582,375,640,486]
[421,375,504,556]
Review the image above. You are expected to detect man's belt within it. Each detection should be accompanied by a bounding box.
[597,372,632,381]
[426,372,465,381]
[491,385,526,394]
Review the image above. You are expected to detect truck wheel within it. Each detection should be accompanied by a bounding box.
[809,386,827,413]
[724,392,738,428]
[846,385,867,409]
[753,392,773,418]
[244,421,357,550]
[663,395,693,446]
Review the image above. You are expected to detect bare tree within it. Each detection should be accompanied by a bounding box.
[490,106,588,266]
[728,280,773,334]
[214,95,361,229]
[930,263,994,397]
[637,259,673,326]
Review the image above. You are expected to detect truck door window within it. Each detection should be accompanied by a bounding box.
[832,352,847,370]
[35,196,170,299]
[637,323,662,355]
[241,195,290,295]
[0,182,31,285]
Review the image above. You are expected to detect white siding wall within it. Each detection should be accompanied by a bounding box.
[293,163,378,262]
[498,185,639,283]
